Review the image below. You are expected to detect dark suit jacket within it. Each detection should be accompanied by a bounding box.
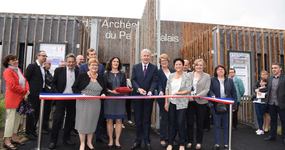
[51,67,79,93]
[131,62,158,96]
[265,75,285,110]
[24,62,44,96]
[209,76,238,110]
[157,68,175,103]
[79,62,105,76]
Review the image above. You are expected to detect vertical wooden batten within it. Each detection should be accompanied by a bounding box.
[272,30,276,63]
[15,15,21,56]
[260,29,265,71]
[23,15,30,74]
[242,27,245,51]
[235,27,239,51]
[32,15,39,61]
[8,14,14,54]
[277,31,281,63]
[0,14,7,94]
[41,15,46,41]
[56,16,61,42]
[267,30,271,76]
[223,26,227,69]
[49,15,54,42]
[65,16,69,42]
[72,17,76,54]
[230,27,233,50]
[254,29,258,82]
[217,25,220,64]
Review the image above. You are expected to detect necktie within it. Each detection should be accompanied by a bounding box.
[143,65,146,77]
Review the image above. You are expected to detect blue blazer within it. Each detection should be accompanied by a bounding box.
[79,62,105,76]
[209,76,238,110]
[131,62,158,96]
[157,68,175,103]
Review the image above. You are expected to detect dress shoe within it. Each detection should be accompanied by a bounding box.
[96,138,109,143]
[87,145,95,149]
[264,136,276,141]
[3,143,17,150]
[145,144,151,150]
[25,134,37,140]
[63,140,75,145]
[70,130,78,136]
[204,128,210,132]
[11,139,25,146]
[186,143,192,149]
[131,143,141,150]
[195,143,202,149]
[48,143,56,149]
[42,128,49,134]
[213,144,219,150]
[224,145,229,149]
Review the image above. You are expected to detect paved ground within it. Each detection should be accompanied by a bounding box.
[12,121,285,150]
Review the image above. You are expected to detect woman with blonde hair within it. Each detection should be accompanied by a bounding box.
[186,59,211,149]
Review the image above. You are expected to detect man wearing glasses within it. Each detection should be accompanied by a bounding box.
[24,50,47,140]
[49,53,79,149]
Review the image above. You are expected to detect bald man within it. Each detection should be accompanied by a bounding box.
[183,60,192,72]
[75,55,84,70]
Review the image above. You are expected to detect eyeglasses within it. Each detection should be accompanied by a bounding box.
[39,55,48,57]
[90,64,98,67]
[161,60,168,63]
[217,69,224,71]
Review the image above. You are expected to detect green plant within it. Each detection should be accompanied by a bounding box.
[0,94,5,128]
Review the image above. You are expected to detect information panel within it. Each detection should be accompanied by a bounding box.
[39,43,67,75]
[228,51,252,95]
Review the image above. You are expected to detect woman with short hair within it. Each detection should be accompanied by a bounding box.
[209,64,237,150]
[3,54,30,150]
[186,59,210,149]
[72,58,106,150]
[165,58,191,150]
[157,54,175,147]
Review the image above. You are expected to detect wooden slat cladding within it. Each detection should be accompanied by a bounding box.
[181,26,285,80]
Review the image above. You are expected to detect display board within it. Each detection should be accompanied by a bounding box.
[39,42,67,75]
[228,51,252,95]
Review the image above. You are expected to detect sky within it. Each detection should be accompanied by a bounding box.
[1,0,285,30]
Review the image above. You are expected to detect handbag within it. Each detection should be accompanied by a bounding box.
[214,78,229,114]
[17,99,35,115]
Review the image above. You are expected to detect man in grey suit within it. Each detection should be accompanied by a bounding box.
[264,63,285,145]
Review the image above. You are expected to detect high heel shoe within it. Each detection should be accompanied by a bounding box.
[115,145,121,149]
[107,144,113,149]
[3,143,17,150]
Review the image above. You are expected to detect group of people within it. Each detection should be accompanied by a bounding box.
[2,47,285,150]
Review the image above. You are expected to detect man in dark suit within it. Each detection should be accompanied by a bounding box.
[48,53,79,149]
[79,48,104,75]
[24,50,47,140]
[131,49,158,150]
[78,48,107,143]
[264,62,285,145]
[75,55,84,70]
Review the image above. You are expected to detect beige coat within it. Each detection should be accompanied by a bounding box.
[189,72,211,104]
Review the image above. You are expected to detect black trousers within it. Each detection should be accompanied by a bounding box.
[26,95,41,135]
[233,102,240,128]
[186,101,207,144]
[43,100,52,130]
[168,103,187,146]
[50,100,75,143]
[158,101,168,141]
[204,106,211,130]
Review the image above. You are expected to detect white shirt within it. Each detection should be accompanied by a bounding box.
[63,67,75,94]
[193,77,199,94]
[164,72,171,79]
[170,77,182,105]
[142,62,149,71]
[36,60,45,88]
